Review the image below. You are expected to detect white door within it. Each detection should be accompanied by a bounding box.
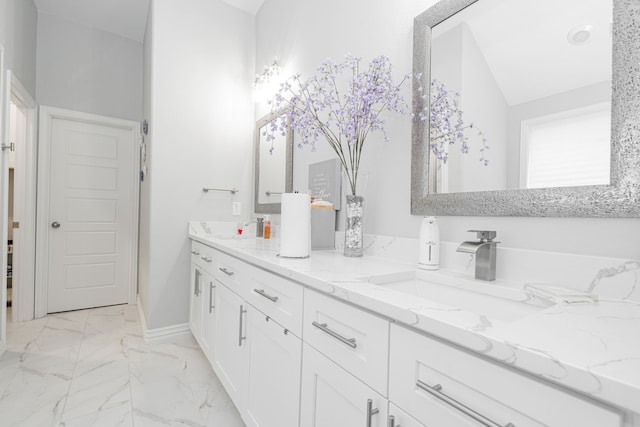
[43,111,138,313]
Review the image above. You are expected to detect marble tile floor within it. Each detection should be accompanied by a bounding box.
[0,304,245,427]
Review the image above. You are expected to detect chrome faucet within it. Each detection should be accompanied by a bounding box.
[456,230,500,281]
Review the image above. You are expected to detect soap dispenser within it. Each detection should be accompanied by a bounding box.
[418,216,439,270]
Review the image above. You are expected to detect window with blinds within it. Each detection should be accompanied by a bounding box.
[520,103,611,189]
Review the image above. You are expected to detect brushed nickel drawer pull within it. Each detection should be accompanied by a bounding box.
[194,269,201,296]
[311,321,357,349]
[190,250,200,255]
[388,415,400,427]
[254,288,279,302]
[219,267,234,276]
[209,282,215,313]
[416,380,515,427]
[366,399,379,427]
[238,305,247,346]
[201,256,212,263]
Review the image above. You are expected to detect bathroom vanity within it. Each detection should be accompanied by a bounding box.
[188,222,640,427]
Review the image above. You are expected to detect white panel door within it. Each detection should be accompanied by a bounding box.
[47,117,135,313]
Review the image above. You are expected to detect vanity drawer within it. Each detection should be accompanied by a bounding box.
[389,324,623,427]
[191,241,216,274]
[214,251,250,299]
[303,290,389,396]
[246,267,303,337]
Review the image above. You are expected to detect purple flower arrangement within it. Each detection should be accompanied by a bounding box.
[266,55,488,196]
[267,54,410,196]
[422,79,489,166]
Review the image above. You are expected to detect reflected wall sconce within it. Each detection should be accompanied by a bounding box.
[254,57,281,90]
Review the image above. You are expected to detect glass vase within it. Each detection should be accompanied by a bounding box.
[344,195,364,257]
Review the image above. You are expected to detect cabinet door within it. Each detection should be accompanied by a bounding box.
[200,270,216,363]
[300,343,388,427]
[213,281,248,409]
[189,263,203,343]
[244,306,302,427]
[388,403,426,427]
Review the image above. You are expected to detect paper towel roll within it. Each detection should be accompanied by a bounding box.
[280,193,311,258]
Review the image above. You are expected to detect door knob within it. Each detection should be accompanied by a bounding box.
[51,222,61,229]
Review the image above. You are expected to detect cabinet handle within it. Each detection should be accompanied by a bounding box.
[388,415,400,427]
[209,282,215,313]
[219,267,234,276]
[201,256,212,263]
[191,250,200,255]
[238,305,247,346]
[254,288,279,302]
[416,380,515,427]
[195,269,202,296]
[311,321,357,349]
[366,399,379,427]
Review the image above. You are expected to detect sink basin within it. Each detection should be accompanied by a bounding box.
[361,270,553,322]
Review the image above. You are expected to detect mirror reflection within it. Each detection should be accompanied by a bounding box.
[254,113,293,214]
[429,0,612,194]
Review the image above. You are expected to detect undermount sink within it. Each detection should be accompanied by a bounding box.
[361,270,553,322]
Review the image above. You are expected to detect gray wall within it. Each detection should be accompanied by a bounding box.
[139,0,255,330]
[0,0,38,96]
[36,13,143,121]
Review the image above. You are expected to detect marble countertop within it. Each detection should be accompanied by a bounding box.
[189,223,640,415]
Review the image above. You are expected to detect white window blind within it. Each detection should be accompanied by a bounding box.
[521,103,611,189]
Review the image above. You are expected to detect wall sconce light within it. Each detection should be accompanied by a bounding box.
[255,57,281,90]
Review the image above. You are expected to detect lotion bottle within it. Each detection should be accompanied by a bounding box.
[418,216,439,270]
[263,215,271,239]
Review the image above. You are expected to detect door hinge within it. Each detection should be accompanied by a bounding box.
[2,142,15,152]
[12,222,19,229]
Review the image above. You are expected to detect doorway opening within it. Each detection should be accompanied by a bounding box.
[3,72,37,331]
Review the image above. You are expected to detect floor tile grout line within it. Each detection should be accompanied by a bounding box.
[126,308,137,427]
[55,310,90,424]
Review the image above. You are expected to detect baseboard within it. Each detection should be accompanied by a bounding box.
[136,296,191,344]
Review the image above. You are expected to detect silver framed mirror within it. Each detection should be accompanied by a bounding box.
[411,0,640,217]
[254,112,294,214]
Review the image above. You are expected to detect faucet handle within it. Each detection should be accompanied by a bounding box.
[467,230,497,241]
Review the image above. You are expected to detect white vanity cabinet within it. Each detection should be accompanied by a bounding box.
[300,342,388,427]
[389,323,624,427]
[205,246,303,427]
[188,237,636,427]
